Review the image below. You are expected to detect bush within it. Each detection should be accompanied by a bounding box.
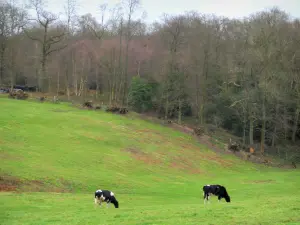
[106,106,128,115]
[83,101,93,109]
[128,76,158,113]
[39,96,46,102]
[227,138,241,152]
[119,107,128,114]
[106,105,120,113]
[193,127,205,136]
[8,89,29,100]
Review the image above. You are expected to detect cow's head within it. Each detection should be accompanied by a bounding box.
[113,200,119,208]
[225,195,231,202]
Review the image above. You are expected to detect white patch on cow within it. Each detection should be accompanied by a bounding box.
[96,189,102,193]
[95,197,103,207]
[110,192,114,196]
[206,184,210,186]
[100,195,106,201]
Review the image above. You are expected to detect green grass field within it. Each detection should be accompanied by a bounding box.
[1,96,300,225]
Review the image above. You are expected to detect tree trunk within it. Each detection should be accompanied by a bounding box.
[9,47,16,91]
[137,60,141,77]
[48,74,51,93]
[41,55,46,93]
[198,48,209,124]
[195,72,200,122]
[243,111,246,145]
[118,19,123,106]
[178,99,182,124]
[123,42,129,106]
[164,94,169,120]
[260,103,266,154]
[199,100,204,125]
[249,115,254,146]
[72,53,78,96]
[56,70,60,95]
[272,104,279,147]
[283,107,288,140]
[0,42,5,85]
[95,66,99,99]
[292,108,299,142]
[64,67,70,100]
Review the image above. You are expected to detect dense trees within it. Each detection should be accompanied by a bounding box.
[0,1,299,160]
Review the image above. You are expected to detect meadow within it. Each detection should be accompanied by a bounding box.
[1,96,300,225]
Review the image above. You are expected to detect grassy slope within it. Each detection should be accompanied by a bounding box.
[1,97,300,225]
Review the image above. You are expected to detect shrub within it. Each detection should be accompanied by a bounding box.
[193,127,205,136]
[83,100,93,109]
[8,89,29,100]
[128,76,158,113]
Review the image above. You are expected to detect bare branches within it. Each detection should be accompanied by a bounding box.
[46,43,67,55]
[22,0,66,91]
[64,0,78,36]
[23,28,42,43]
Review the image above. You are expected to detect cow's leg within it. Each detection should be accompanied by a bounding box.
[203,192,207,204]
[107,201,110,208]
[218,196,222,202]
[204,192,209,204]
[94,197,101,208]
[94,198,97,208]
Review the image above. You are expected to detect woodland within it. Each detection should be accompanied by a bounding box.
[1,0,299,161]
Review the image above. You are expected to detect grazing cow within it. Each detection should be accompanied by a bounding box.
[94,189,119,208]
[203,184,231,203]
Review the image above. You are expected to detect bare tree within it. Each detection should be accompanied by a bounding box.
[122,0,141,105]
[24,0,66,92]
[0,0,26,87]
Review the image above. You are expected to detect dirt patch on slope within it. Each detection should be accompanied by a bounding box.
[123,147,162,165]
[169,161,203,174]
[243,179,276,184]
[0,175,21,191]
[0,175,74,193]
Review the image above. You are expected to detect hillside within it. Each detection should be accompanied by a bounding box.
[1,97,300,225]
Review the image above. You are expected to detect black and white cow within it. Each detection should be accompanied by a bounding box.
[94,189,119,208]
[203,184,231,203]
